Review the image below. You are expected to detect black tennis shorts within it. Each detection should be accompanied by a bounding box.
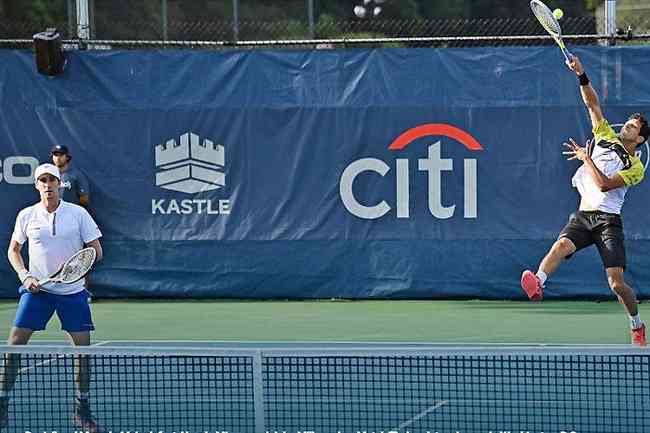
[558,210,626,269]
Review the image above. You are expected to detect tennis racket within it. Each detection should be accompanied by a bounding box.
[530,0,573,63]
[38,247,97,286]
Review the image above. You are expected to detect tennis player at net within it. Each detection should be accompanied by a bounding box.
[521,55,650,346]
[0,163,103,431]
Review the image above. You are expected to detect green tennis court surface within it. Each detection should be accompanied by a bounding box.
[1,300,648,433]
[0,299,644,343]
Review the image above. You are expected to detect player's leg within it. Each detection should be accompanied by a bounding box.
[1,291,53,426]
[0,327,34,427]
[593,213,645,345]
[522,212,590,300]
[67,331,91,400]
[606,268,640,315]
[538,236,578,276]
[68,331,101,432]
[521,237,576,300]
[2,292,53,390]
[606,267,645,346]
[57,290,100,432]
[1,327,35,393]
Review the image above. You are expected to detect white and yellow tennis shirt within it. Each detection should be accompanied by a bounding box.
[11,200,102,295]
[571,119,644,214]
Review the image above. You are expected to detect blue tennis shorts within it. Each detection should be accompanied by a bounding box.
[14,289,94,332]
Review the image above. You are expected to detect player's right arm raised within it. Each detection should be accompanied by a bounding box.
[567,55,604,129]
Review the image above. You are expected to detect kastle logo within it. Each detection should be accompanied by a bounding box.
[155,132,225,194]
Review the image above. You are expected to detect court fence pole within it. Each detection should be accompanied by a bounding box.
[604,0,617,45]
[76,0,90,40]
[161,0,168,41]
[308,0,315,39]
[232,0,240,43]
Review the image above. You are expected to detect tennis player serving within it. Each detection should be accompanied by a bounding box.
[521,55,650,347]
[0,163,103,431]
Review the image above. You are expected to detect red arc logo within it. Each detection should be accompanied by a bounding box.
[388,123,483,151]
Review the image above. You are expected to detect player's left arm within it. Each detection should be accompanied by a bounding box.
[584,160,626,192]
[564,138,627,192]
[85,238,103,262]
[80,206,103,262]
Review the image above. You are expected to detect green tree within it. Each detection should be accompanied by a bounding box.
[0,0,601,41]
[417,0,469,19]
[0,0,67,22]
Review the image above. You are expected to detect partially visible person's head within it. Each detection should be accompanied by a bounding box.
[621,113,650,147]
[50,144,71,168]
[34,163,60,200]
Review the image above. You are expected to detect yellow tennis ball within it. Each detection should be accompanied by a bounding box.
[553,8,564,20]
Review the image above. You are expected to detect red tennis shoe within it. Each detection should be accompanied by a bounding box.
[631,324,647,347]
[521,270,543,301]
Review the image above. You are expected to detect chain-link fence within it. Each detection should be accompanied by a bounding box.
[1,0,650,49]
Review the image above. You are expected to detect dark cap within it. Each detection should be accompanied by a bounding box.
[50,144,72,162]
[50,144,70,155]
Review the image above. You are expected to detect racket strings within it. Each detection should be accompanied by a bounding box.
[531,3,561,36]
[60,249,95,283]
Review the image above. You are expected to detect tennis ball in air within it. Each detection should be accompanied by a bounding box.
[553,8,564,20]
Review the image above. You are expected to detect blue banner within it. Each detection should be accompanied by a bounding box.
[1,46,650,298]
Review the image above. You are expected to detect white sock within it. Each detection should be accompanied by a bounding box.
[536,270,547,286]
[630,314,644,330]
[0,390,7,398]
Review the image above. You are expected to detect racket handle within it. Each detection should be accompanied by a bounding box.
[561,47,573,63]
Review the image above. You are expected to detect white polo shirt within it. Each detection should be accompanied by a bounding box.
[571,119,644,214]
[11,200,102,295]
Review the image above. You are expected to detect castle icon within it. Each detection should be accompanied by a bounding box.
[155,132,225,194]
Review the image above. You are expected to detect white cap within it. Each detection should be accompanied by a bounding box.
[34,163,61,181]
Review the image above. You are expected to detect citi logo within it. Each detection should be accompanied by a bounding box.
[155,132,225,194]
[340,123,483,219]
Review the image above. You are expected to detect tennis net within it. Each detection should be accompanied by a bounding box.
[0,343,648,433]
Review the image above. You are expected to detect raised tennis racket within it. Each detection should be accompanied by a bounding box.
[38,247,97,286]
[530,0,573,63]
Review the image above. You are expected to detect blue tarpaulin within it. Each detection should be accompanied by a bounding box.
[1,46,649,298]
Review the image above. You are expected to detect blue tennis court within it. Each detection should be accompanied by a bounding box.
[2,341,649,433]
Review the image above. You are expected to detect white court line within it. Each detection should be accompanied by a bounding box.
[392,397,585,431]
[19,354,63,374]
[17,340,111,373]
[394,400,448,430]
